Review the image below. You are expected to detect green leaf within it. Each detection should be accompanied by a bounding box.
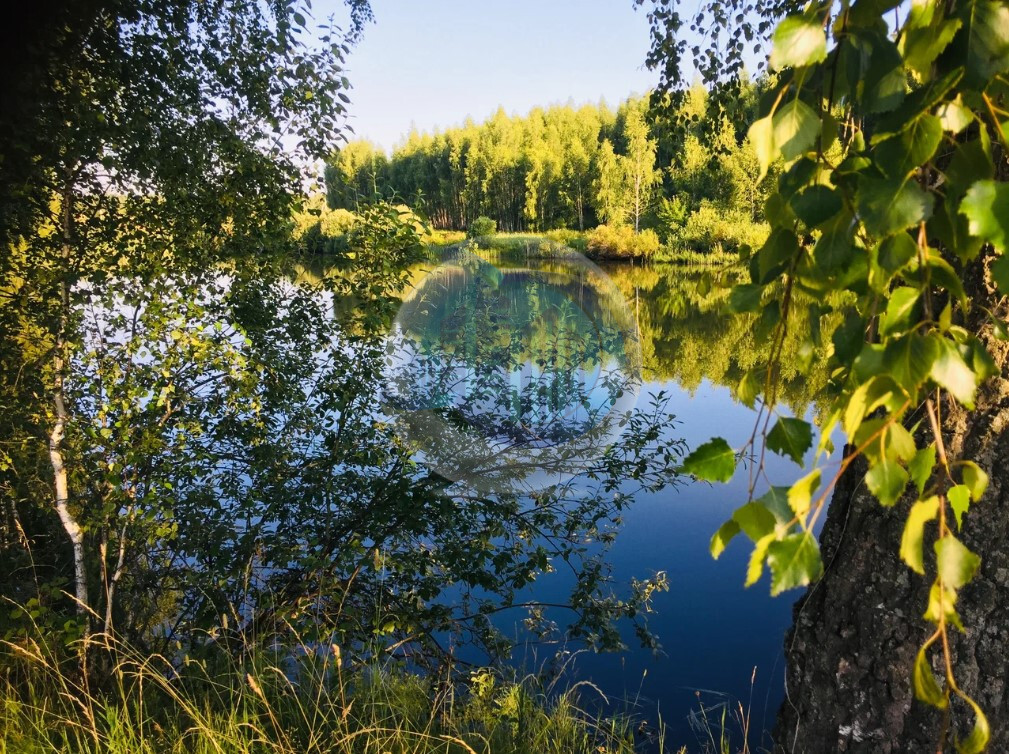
[901,496,939,574]
[843,375,902,436]
[909,444,937,494]
[945,129,994,200]
[930,338,977,408]
[856,175,935,238]
[879,287,921,336]
[778,156,818,199]
[764,191,797,228]
[924,582,963,629]
[876,233,918,279]
[925,251,968,307]
[990,254,1009,295]
[961,461,989,501]
[758,486,795,524]
[745,533,776,587]
[966,335,998,381]
[913,643,948,708]
[882,333,939,394]
[710,519,741,559]
[935,534,981,589]
[773,98,820,161]
[957,696,991,754]
[949,0,1009,89]
[757,229,799,283]
[767,417,814,465]
[790,185,842,228]
[787,468,821,518]
[681,438,736,482]
[732,502,777,541]
[874,115,943,179]
[748,115,776,182]
[960,179,1009,254]
[834,313,868,365]
[900,11,961,75]
[866,459,909,506]
[770,16,828,70]
[861,32,907,113]
[736,367,764,408]
[813,213,857,272]
[843,383,871,439]
[948,484,970,531]
[848,0,901,28]
[766,533,823,596]
[934,196,985,263]
[875,67,964,138]
[937,96,974,134]
[727,283,764,313]
[887,422,917,463]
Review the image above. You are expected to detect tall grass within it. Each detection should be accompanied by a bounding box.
[0,629,657,754]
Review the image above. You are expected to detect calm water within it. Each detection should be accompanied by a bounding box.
[387,249,841,751]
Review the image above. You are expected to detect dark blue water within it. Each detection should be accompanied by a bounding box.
[505,375,841,751]
[393,252,842,751]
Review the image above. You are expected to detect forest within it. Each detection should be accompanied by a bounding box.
[320,85,771,258]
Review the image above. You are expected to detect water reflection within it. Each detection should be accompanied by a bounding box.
[384,248,642,493]
[302,249,840,750]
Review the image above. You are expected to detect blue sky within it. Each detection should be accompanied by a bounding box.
[314,0,662,151]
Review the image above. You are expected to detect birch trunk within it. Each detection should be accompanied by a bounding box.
[775,257,1009,752]
[51,178,89,634]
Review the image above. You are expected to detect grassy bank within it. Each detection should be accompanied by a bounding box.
[431,232,740,267]
[0,635,667,754]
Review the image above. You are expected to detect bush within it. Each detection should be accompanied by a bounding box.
[424,228,467,247]
[669,201,769,255]
[586,224,661,259]
[655,196,689,243]
[468,216,497,238]
[544,228,589,251]
[320,207,356,237]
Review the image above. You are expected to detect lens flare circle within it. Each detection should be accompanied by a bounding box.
[385,244,642,493]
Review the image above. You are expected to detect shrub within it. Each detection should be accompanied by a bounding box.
[586,224,661,259]
[467,216,497,238]
[320,207,356,236]
[424,228,467,247]
[670,201,769,255]
[654,196,689,243]
[544,228,589,251]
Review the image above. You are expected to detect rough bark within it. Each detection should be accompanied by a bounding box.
[775,260,1009,752]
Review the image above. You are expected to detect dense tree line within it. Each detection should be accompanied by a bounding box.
[324,82,772,246]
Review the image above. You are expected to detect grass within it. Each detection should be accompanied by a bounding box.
[426,232,741,268]
[0,631,661,754]
[652,247,739,266]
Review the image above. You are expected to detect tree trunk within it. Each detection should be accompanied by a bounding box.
[775,257,1009,752]
[52,178,90,635]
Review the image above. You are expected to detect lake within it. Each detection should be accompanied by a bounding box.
[378,246,843,751]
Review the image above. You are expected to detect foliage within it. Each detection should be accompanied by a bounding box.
[0,0,369,652]
[544,228,590,251]
[665,201,770,256]
[324,92,766,253]
[643,0,1009,747]
[294,195,358,253]
[468,215,498,238]
[0,0,689,700]
[587,225,662,259]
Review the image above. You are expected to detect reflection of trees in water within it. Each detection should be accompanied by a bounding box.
[300,253,835,413]
[385,252,642,494]
[601,263,836,412]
